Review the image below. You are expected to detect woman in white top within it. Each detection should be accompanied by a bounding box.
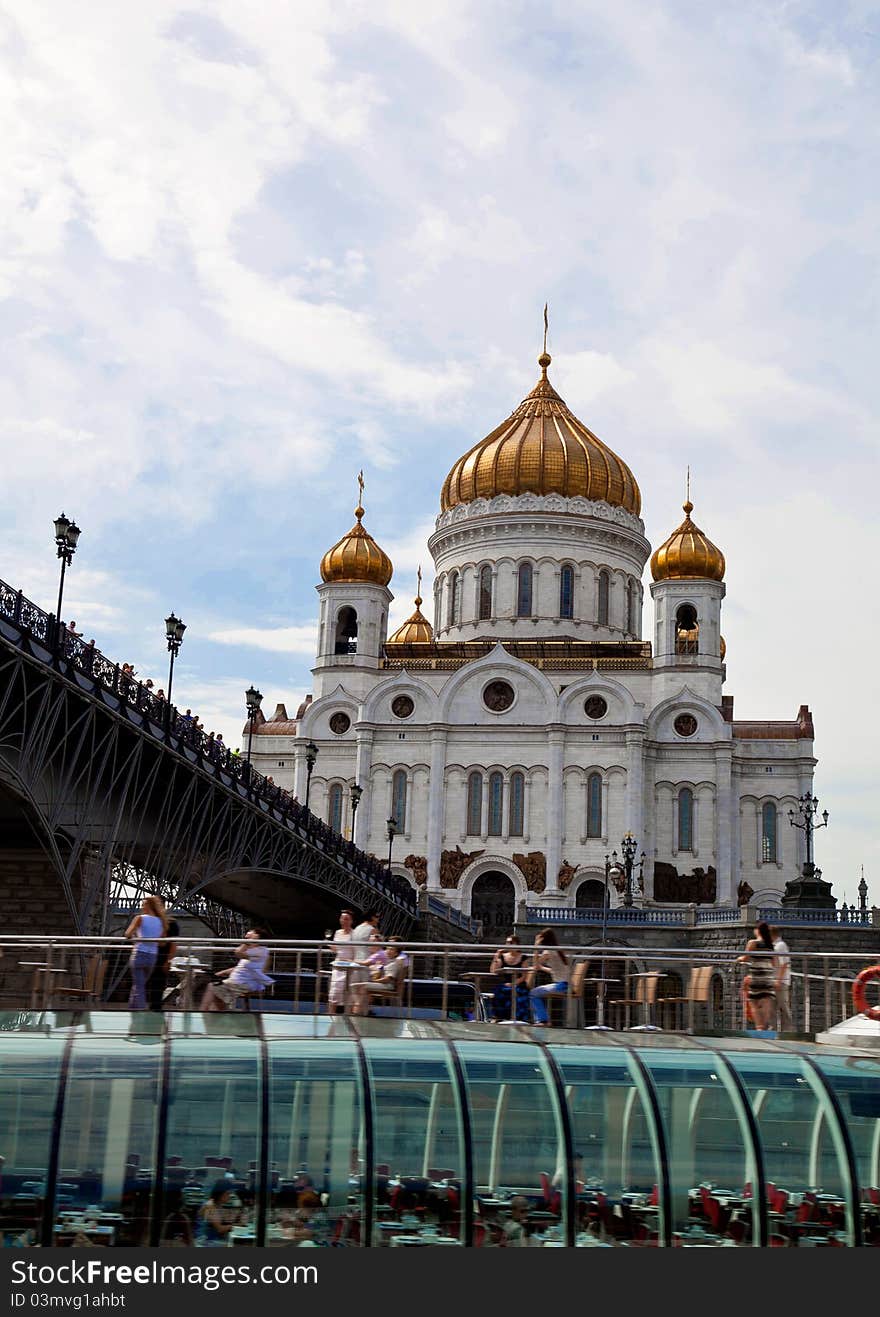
[125,895,167,1009]
[201,929,274,1010]
[328,910,355,1013]
[528,928,570,1025]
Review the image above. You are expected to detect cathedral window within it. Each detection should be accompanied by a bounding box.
[508,771,525,837]
[391,769,407,831]
[466,772,482,835]
[678,787,694,852]
[488,771,504,836]
[478,565,493,620]
[517,562,533,617]
[559,565,574,619]
[597,570,610,626]
[327,783,344,834]
[762,802,778,862]
[586,772,602,838]
[334,606,358,655]
[447,572,460,627]
[626,579,637,635]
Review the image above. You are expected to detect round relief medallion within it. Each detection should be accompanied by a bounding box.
[329,711,351,735]
[391,694,414,719]
[584,695,608,720]
[674,713,698,737]
[483,680,515,712]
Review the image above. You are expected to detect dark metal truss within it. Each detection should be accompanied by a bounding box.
[0,579,416,936]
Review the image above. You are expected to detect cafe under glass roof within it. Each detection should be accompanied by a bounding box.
[0,1012,878,1248]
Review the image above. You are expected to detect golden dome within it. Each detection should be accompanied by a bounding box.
[387,574,433,645]
[440,351,641,514]
[320,480,393,587]
[720,635,727,660]
[650,500,725,581]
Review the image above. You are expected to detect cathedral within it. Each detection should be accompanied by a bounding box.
[246,342,816,929]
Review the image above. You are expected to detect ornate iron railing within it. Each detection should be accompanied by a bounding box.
[756,906,872,927]
[0,577,416,917]
[425,893,482,935]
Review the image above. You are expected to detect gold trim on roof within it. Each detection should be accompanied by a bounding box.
[650,500,725,582]
[440,351,641,515]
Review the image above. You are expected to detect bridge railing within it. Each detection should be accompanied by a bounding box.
[0,933,876,1036]
[0,577,415,917]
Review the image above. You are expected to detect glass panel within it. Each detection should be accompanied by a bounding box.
[267,1039,363,1247]
[447,573,459,627]
[466,772,482,836]
[550,1043,663,1247]
[727,1051,853,1247]
[517,563,532,618]
[488,772,503,837]
[52,1035,162,1246]
[762,804,777,863]
[808,1054,880,1246]
[508,772,524,837]
[0,1032,67,1246]
[391,771,407,830]
[639,1049,758,1247]
[559,566,574,619]
[165,1036,260,1247]
[455,1041,566,1247]
[328,784,343,833]
[597,571,609,625]
[587,774,602,838]
[363,1040,465,1246]
[479,566,492,620]
[627,580,636,633]
[679,789,693,852]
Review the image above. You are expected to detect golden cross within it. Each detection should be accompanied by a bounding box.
[543,302,549,356]
[357,469,365,506]
[417,564,422,596]
[686,465,690,503]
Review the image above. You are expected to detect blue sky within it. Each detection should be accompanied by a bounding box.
[1,1,878,903]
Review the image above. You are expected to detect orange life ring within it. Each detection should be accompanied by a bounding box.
[852,966,880,1021]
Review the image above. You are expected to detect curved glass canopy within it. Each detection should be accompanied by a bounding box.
[0,1013,877,1249]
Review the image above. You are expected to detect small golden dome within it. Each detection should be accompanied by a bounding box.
[320,491,393,587]
[440,352,641,515]
[720,635,726,661]
[387,569,433,644]
[651,500,725,582]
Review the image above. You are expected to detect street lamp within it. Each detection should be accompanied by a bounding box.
[164,612,186,732]
[386,816,398,875]
[53,512,81,648]
[589,851,624,1031]
[304,740,319,811]
[245,686,263,779]
[619,832,645,908]
[350,783,363,840]
[788,792,828,875]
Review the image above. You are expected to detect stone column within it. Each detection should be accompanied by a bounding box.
[426,729,447,890]
[626,730,646,900]
[545,730,565,896]
[354,728,374,850]
[716,746,733,905]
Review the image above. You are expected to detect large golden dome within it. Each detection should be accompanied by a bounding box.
[440,351,641,515]
[320,498,393,587]
[387,576,433,645]
[651,500,725,581]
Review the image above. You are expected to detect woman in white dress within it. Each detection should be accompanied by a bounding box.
[328,910,355,1013]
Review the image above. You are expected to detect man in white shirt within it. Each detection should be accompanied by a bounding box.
[770,926,792,1032]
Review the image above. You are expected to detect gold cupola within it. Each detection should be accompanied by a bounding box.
[320,472,393,587]
[651,499,725,582]
[387,568,433,644]
[440,338,641,515]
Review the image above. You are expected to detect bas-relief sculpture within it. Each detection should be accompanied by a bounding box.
[736,880,755,907]
[653,861,717,904]
[558,860,578,890]
[440,846,484,888]
[513,851,546,893]
[403,854,427,887]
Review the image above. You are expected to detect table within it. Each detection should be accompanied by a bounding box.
[627,972,662,1029]
[581,977,622,1030]
[170,959,209,1011]
[389,1235,428,1247]
[53,1224,115,1245]
[20,963,68,1009]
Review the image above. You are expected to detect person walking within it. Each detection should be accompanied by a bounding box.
[124,895,167,1009]
[147,917,180,1011]
[737,921,777,1032]
[328,910,355,1014]
[770,925,793,1032]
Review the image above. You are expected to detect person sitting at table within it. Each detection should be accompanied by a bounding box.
[196,1183,237,1246]
[489,935,530,1022]
[527,928,570,1025]
[503,1196,533,1247]
[279,1209,318,1246]
[200,929,274,1011]
[351,939,407,1016]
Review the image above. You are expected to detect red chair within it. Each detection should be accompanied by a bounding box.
[743,1181,752,1199]
[869,1188,880,1206]
[770,1234,787,1247]
[704,1197,730,1234]
[473,1222,486,1247]
[539,1171,561,1215]
[727,1219,747,1244]
[649,1183,659,1207]
[770,1189,789,1215]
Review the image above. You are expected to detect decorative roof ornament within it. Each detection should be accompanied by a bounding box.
[387,565,434,644]
[440,321,641,514]
[650,475,725,581]
[320,470,393,586]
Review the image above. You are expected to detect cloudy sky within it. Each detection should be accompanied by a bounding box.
[1,0,877,902]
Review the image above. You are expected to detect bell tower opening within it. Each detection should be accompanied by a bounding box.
[335,606,358,655]
[675,603,699,655]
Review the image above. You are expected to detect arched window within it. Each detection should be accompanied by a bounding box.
[762,802,778,862]
[478,565,493,620]
[391,770,407,831]
[466,772,483,835]
[675,603,699,654]
[334,606,358,655]
[327,783,344,833]
[517,562,533,617]
[597,570,610,626]
[508,771,525,837]
[447,572,460,628]
[626,579,636,635]
[488,771,504,836]
[559,565,574,619]
[587,772,602,838]
[678,787,694,852]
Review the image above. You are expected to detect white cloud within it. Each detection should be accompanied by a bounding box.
[208,624,318,656]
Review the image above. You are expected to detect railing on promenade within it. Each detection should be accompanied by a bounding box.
[524,905,875,928]
[1,933,877,1037]
[0,577,415,918]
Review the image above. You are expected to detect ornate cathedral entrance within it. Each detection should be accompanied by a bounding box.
[575,879,606,908]
[471,871,516,939]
